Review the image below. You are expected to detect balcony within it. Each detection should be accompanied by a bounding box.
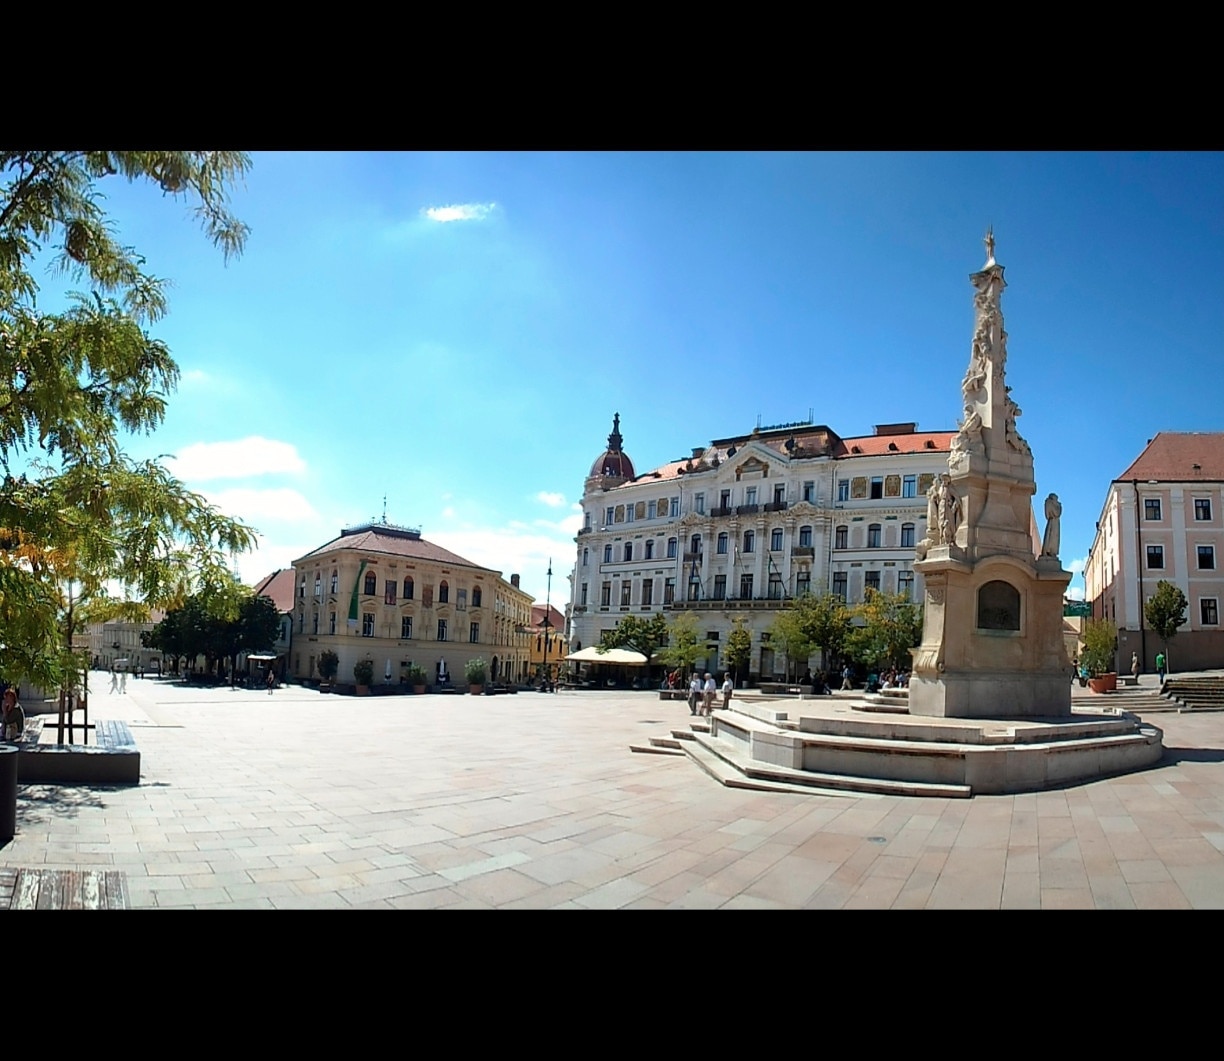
[710,506,733,518]
[764,500,788,512]
[736,504,759,516]
[577,527,593,536]
[683,551,703,563]
[793,546,815,558]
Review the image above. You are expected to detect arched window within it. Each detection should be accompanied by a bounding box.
[867,524,882,548]
[770,528,783,551]
[472,587,482,608]
[978,580,1021,630]
[645,540,654,560]
[835,525,848,549]
[690,534,701,555]
[717,532,728,554]
[743,530,755,554]
[439,580,449,604]
[604,544,613,563]
[624,541,633,562]
[330,570,338,594]
[363,572,376,596]
[403,576,414,600]
[798,526,812,548]
[667,538,678,558]
[582,547,589,566]
[901,523,916,548]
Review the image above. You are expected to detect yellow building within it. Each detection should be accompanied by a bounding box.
[289,519,532,688]
[527,604,567,683]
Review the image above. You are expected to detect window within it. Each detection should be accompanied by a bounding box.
[746,487,758,506]
[669,498,680,517]
[1203,599,1219,626]
[621,582,632,606]
[362,612,375,637]
[799,526,812,548]
[626,504,635,523]
[720,490,731,509]
[664,578,675,605]
[837,479,850,502]
[330,570,338,594]
[903,475,917,498]
[770,529,783,551]
[385,580,397,605]
[740,573,754,599]
[1147,545,1164,569]
[470,623,479,643]
[773,484,785,505]
[299,576,305,600]
[713,575,726,600]
[604,544,613,564]
[601,582,612,607]
[582,548,589,567]
[708,533,723,556]
[312,612,319,634]
[803,481,815,503]
[605,506,614,526]
[647,501,657,520]
[743,530,755,554]
[580,583,588,606]
[1195,498,1212,521]
[898,570,914,599]
[864,570,881,593]
[457,589,467,610]
[642,579,653,606]
[667,538,678,558]
[437,620,447,641]
[768,572,783,599]
[1198,546,1216,570]
[403,577,414,600]
[687,574,700,601]
[364,572,376,596]
[833,572,847,601]
[329,612,336,635]
[835,526,848,550]
[690,534,701,555]
[314,575,322,599]
[901,523,915,548]
[796,570,811,597]
[584,511,591,529]
[472,587,482,608]
[624,542,633,562]
[867,524,882,548]
[695,493,705,514]
[401,616,412,638]
[645,540,654,560]
[439,581,449,604]
[870,477,884,500]
[1145,498,1162,521]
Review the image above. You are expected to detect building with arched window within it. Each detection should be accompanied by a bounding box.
[570,413,953,681]
[290,518,532,688]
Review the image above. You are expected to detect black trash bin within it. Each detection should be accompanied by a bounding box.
[0,744,17,842]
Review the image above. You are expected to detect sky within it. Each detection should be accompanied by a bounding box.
[31,152,1224,606]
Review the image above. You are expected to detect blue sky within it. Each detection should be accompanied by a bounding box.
[41,151,1224,604]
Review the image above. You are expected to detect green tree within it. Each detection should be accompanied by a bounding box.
[725,617,752,682]
[1144,580,1188,672]
[1080,618,1118,677]
[317,650,339,683]
[657,611,706,678]
[600,612,670,660]
[0,152,257,691]
[766,608,813,681]
[846,589,923,672]
[792,593,853,673]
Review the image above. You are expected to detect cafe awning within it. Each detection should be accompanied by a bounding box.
[565,646,649,665]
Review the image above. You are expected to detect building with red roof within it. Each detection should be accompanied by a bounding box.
[1085,432,1224,672]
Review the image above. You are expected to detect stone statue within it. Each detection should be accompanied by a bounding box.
[984,226,996,266]
[961,348,988,401]
[934,474,961,547]
[1004,388,1030,455]
[1041,493,1061,559]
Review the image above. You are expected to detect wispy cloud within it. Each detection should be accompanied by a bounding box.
[202,488,320,525]
[422,202,497,223]
[167,438,307,482]
[536,491,566,507]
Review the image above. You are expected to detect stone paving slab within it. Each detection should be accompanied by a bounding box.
[2,675,1224,908]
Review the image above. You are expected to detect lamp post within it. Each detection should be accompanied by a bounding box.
[541,559,553,692]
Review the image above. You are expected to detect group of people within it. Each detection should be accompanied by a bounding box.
[686,672,733,717]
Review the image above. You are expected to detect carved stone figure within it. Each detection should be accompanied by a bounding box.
[936,474,961,546]
[961,348,988,400]
[1004,388,1031,455]
[1041,493,1061,559]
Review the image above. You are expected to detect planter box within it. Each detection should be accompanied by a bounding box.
[1088,673,1117,694]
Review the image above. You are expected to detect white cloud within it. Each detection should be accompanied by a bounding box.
[202,487,320,525]
[181,369,210,385]
[167,438,307,482]
[536,491,566,507]
[422,203,497,223]
[441,506,455,518]
[430,524,577,605]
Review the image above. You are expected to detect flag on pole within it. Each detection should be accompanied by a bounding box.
[347,559,368,627]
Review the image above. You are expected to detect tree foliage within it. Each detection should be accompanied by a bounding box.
[143,582,279,682]
[0,152,257,689]
[1080,618,1118,677]
[656,611,706,677]
[765,593,853,678]
[600,612,669,660]
[1145,580,1188,668]
[845,589,922,671]
[725,617,752,681]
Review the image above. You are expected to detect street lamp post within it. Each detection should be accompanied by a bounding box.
[541,559,553,692]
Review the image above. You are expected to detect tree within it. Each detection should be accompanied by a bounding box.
[0,152,257,691]
[1080,618,1118,678]
[656,611,706,678]
[725,617,751,682]
[766,608,813,681]
[845,589,923,672]
[1145,580,1188,671]
[599,612,669,660]
[792,593,853,674]
[317,650,339,683]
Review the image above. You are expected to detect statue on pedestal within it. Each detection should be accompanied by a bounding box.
[1041,493,1062,559]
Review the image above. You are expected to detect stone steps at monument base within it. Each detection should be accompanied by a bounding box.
[679,737,879,799]
[629,743,686,756]
[1160,678,1224,711]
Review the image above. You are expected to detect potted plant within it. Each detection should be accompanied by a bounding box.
[464,657,487,695]
[1080,619,1118,693]
[318,650,339,693]
[353,657,375,695]
[406,664,427,694]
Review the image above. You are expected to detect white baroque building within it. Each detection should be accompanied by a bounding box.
[569,415,953,679]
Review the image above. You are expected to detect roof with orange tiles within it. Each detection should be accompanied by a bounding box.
[293,524,496,573]
[251,569,296,614]
[832,431,955,458]
[530,604,566,632]
[1117,432,1224,482]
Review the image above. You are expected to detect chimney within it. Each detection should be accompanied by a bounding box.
[510,574,520,588]
[691,447,704,459]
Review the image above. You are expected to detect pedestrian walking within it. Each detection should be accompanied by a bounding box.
[702,673,717,716]
[688,673,701,716]
[1130,652,1140,680]
[721,672,734,710]
[841,665,854,691]
[108,668,118,694]
[267,669,276,695]
[119,668,127,694]
[1156,651,1166,685]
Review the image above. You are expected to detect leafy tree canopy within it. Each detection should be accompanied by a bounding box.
[599,612,669,659]
[656,611,706,677]
[0,152,257,689]
[1144,580,1188,652]
[845,589,923,672]
[725,617,752,680]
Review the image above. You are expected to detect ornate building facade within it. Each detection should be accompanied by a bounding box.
[289,519,533,687]
[569,415,953,679]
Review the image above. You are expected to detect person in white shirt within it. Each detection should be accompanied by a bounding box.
[721,673,734,709]
[702,673,717,715]
[688,674,702,716]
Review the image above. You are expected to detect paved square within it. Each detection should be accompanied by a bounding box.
[3,678,1223,908]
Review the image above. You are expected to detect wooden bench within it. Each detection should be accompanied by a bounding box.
[1,868,130,910]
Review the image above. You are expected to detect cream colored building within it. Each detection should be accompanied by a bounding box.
[570,415,953,680]
[1085,432,1224,672]
[289,519,532,687]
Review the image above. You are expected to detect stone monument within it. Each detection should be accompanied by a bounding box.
[909,232,1073,718]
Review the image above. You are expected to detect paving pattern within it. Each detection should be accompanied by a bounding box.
[2,675,1222,908]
